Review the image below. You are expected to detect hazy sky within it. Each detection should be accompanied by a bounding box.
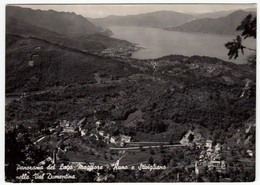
[18,4,256,18]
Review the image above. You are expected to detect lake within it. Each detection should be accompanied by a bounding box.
[109,26,256,64]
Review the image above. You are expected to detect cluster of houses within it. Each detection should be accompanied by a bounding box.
[59,118,131,147]
[59,117,87,136]
[94,121,131,147]
[180,130,227,175]
[195,140,227,175]
[180,130,206,148]
[36,118,132,170]
[98,46,138,58]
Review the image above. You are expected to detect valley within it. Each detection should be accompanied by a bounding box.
[5,5,256,183]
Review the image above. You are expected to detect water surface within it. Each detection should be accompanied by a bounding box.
[110,26,256,64]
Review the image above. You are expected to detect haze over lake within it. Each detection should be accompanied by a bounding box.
[109,26,256,64]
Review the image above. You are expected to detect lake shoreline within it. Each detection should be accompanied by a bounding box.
[109,26,256,64]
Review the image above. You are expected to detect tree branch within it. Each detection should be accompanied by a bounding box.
[244,47,256,52]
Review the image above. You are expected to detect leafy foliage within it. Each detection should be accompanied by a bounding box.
[225,14,256,60]
[5,126,48,182]
[225,35,245,59]
[237,14,256,39]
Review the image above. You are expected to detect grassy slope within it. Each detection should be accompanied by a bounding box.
[6,34,140,93]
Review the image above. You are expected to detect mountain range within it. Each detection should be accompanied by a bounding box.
[89,10,195,28]
[7,6,256,40]
[165,10,256,35]
[89,8,256,35]
[193,7,256,19]
[6,6,134,53]
[6,6,102,36]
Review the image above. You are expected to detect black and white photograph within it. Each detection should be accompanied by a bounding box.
[4,2,257,183]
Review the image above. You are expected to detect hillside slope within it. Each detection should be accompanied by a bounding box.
[165,10,256,35]
[6,34,140,93]
[6,36,256,182]
[6,17,133,53]
[6,6,102,35]
[90,10,195,28]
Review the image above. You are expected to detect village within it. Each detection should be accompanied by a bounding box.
[27,116,255,182]
[96,45,142,58]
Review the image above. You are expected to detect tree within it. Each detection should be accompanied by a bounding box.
[237,14,256,39]
[148,156,154,165]
[5,128,48,182]
[225,14,256,60]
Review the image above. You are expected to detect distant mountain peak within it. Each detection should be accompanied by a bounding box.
[90,10,195,29]
[6,6,102,36]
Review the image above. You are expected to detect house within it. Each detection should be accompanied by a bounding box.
[28,61,34,67]
[104,134,110,142]
[206,148,213,157]
[195,142,205,149]
[208,160,226,173]
[96,121,102,128]
[215,143,221,153]
[119,136,131,146]
[99,131,105,136]
[62,127,76,133]
[212,155,221,161]
[209,160,221,168]
[81,129,87,136]
[247,150,253,157]
[110,137,116,144]
[220,161,227,170]
[205,140,212,148]
[65,121,70,127]
[195,161,207,175]
[120,135,131,143]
